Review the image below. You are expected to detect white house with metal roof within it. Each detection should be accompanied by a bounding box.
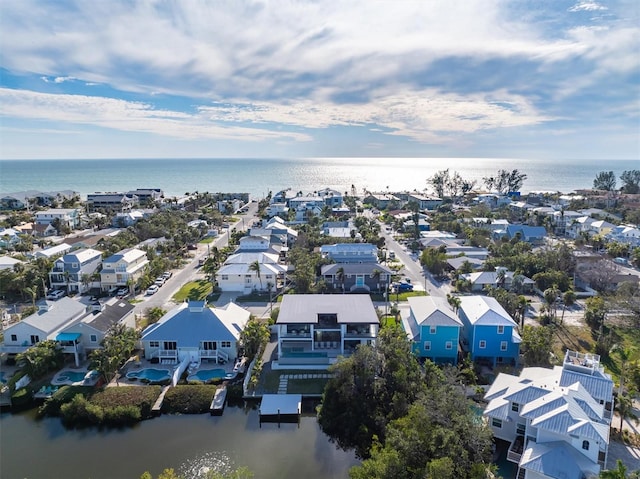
[140,301,250,365]
[274,294,379,369]
[100,248,149,292]
[0,297,86,355]
[49,248,103,294]
[216,251,286,293]
[483,350,613,478]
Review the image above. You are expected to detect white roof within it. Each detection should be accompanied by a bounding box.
[217,262,286,276]
[407,296,462,327]
[21,297,86,336]
[459,296,517,327]
[225,252,281,265]
[277,294,379,325]
[35,243,72,258]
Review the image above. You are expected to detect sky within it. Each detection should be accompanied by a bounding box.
[0,0,638,160]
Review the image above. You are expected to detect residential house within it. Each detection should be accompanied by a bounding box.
[263,217,298,245]
[404,296,462,364]
[33,223,58,238]
[59,299,135,366]
[112,210,145,227]
[474,194,511,209]
[125,188,164,204]
[275,295,380,368]
[100,248,149,292]
[216,251,286,293]
[321,263,392,293]
[320,243,378,263]
[0,297,86,355]
[34,208,81,230]
[501,224,547,245]
[363,193,399,210]
[217,199,242,214]
[0,228,23,249]
[140,301,250,364]
[483,350,613,478]
[321,221,356,239]
[317,188,343,207]
[445,245,489,260]
[87,192,138,211]
[552,210,583,236]
[272,189,299,205]
[289,196,324,222]
[460,269,535,293]
[471,218,510,232]
[34,243,72,259]
[607,224,640,247]
[458,295,521,367]
[407,193,443,210]
[49,248,103,294]
[0,189,78,210]
[0,255,23,271]
[446,256,485,272]
[266,202,289,218]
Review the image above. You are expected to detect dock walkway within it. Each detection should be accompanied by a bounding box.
[151,385,171,415]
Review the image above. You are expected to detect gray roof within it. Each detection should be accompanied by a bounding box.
[520,441,597,479]
[559,369,613,402]
[23,297,86,335]
[277,294,379,325]
[141,301,250,346]
[446,256,485,270]
[407,296,462,327]
[459,296,517,327]
[84,301,135,332]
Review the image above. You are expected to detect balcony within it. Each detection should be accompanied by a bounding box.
[564,350,605,375]
[507,435,525,463]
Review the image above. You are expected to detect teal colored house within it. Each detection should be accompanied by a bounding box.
[405,296,462,364]
[458,296,521,367]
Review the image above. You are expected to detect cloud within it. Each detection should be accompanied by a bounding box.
[568,2,608,12]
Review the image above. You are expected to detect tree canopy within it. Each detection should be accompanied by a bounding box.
[593,171,617,191]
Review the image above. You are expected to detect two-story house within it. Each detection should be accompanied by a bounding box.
[215,251,286,293]
[275,295,379,369]
[321,263,392,293]
[34,208,81,230]
[100,248,149,292]
[49,248,103,294]
[320,243,379,263]
[458,295,521,367]
[404,296,462,364]
[483,350,613,479]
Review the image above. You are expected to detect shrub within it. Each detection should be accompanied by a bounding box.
[10,387,32,407]
[38,385,94,417]
[162,385,218,414]
[91,386,161,419]
[103,405,141,426]
[60,394,104,426]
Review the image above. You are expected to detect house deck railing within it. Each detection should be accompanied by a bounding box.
[507,435,525,463]
[0,344,30,354]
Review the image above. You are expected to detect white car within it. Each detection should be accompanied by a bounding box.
[161,271,172,280]
[46,289,66,300]
[154,277,165,287]
[146,285,159,295]
[116,288,129,298]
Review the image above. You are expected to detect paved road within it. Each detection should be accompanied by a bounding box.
[132,201,260,318]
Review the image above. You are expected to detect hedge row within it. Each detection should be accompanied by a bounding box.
[162,385,218,414]
[91,386,161,419]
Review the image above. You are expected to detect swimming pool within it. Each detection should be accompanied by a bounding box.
[126,368,172,382]
[53,370,99,385]
[187,368,235,383]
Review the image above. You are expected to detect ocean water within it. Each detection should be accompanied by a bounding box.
[0,157,636,199]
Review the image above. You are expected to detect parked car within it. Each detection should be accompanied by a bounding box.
[388,251,396,260]
[146,285,159,295]
[116,287,129,298]
[390,282,413,293]
[46,289,66,300]
[161,271,172,280]
[154,277,165,287]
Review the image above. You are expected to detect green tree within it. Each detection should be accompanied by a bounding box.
[584,296,607,331]
[594,171,617,191]
[620,170,640,194]
[560,289,576,324]
[614,394,639,433]
[521,325,552,366]
[145,307,167,325]
[16,340,64,379]
[24,285,38,310]
[239,317,269,362]
[89,324,139,384]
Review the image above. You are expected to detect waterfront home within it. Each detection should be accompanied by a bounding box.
[140,301,250,364]
[458,296,520,367]
[265,202,289,218]
[0,297,86,355]
[404,296,462,364]
[407,193,442,210]
[87,192,138,211]
[49,248,103,294]
[363,193,399,210]
[321,263,392,293]
[320,243,378,263]
[59,299,135,366]
[112,210,145,227]
[271,188,299,205]
[125,188,164,204]
[100,248,149,292]
[0,189,78,210]
[317,188,343,207]
[274,294,379,369]
[34,208,81,230]
[460,269,535,293]
[483,350,613,478]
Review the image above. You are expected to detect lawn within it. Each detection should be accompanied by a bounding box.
[370,290,427,302]
[199,237,215,244]
[172,280,213,302]
[258,369,330,395]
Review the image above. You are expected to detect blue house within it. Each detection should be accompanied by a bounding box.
[458,296,521,367]
[405,296,462,364]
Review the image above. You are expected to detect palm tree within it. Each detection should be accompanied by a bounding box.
[614,394,639,433]
[24,285,38,310]
[543,285,560,321]
[372,269,382,292]
[496,268,506,289]
[560,289,576,324]
[249,260,262,290]
[335,267,345,293]
[266,281,274,313]
[446,293,461,313]
[599,459,637,479]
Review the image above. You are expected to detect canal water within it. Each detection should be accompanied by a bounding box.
[0,402,359,479]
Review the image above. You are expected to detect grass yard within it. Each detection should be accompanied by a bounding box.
[199,237,215,244]
[258,369,331,395]
[550,324,595,362]
[172,280,213,302]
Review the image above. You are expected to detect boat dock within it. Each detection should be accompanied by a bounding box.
[259,394,302,427]
[151,385,171,415]
[210,386,227,415]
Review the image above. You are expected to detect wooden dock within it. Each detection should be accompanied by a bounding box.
[210,386,227,415]
[259,394,302,427]
[151,385,171,416]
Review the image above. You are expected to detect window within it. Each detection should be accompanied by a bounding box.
[149,341,159,348]
[497,325,504,334]
[491,418,502,428]
[221,275,229,280]
[30,335,40,345]
[90,334,98,343]
[516,423,526,436]
[10,334,17,342]
[430,326,437,334]
[512,402,520,412]
[582,440,589,451]
[245,278,252,284]
[501,341,508,351]
[479,340,486,349]
[202,341,217,350]
[445,341,453,350]
[221,341,231,348]
[424,341,431,351]
[163,341,177,350]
